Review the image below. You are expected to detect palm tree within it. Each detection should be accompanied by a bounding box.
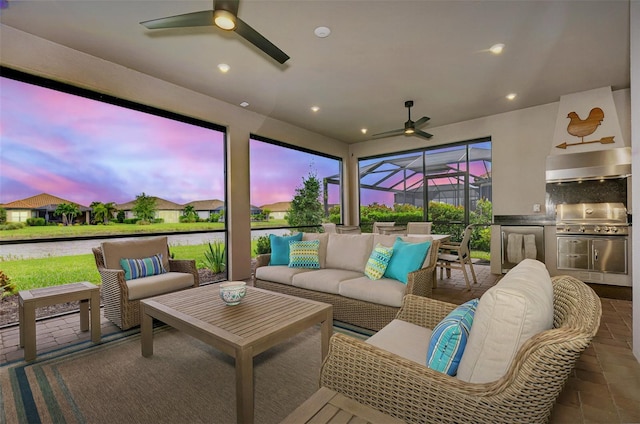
[54,202,80,226]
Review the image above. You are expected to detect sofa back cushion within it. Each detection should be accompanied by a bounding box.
[456,259,554,383]
[302,232,329,268]
[326,233,374,272]
[102,236,170,271]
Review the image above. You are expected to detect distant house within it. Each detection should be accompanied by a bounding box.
[116,197,183,223]
[212,204,262,222]
[259,201,291,220]
[0,193,90,224]
[184,199,224,221]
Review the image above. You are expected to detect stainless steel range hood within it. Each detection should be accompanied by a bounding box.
[545,147,631,182]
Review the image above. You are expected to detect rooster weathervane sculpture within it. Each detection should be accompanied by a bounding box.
[556,107,615,149]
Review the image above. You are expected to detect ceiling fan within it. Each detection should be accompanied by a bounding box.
[140,0,290,64]
[372,101,433,140]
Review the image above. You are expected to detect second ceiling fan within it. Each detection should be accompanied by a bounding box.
[372,101,433,140]
[140,0,290,64]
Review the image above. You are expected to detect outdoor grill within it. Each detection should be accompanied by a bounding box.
[555,202,629,275]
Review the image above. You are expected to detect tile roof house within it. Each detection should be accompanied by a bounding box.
[259,202,291,220]
[184,199,225,221]
[1,193,90,224]
[116,197,184,223]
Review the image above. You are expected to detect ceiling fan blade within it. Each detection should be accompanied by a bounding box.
[415,129,434,139]
[235,17,290,64]
[141,11,214,29]
[414,116,431,128]
[371,128,404,139]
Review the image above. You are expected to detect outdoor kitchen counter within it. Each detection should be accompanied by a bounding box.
[493,215,556,226]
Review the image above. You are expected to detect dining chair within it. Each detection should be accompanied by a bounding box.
[436,224,477,290]
[321,223,337,233]
[406,222,432,235]
[372,221,395,234]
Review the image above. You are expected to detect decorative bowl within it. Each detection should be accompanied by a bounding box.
[219,281,247,306]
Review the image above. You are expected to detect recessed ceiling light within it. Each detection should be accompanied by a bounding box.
[489,43,505,54]
[217,63,230,73]
[314,26,331,38]
[506,93,517,100]
[311,106,320,112]
[361,128,367,134]
[240,101,249,108]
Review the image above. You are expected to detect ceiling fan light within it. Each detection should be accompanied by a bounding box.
[404,128,415,134]
[214,9,236,30]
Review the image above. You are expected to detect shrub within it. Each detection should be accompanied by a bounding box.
[26,217,46,226]
[254,235,271,255]
[0,270,17,298]
[202,241,226,273]
[152,218,164,224]
[0,207,6,224]
[123,218,141,224]
[0,222,25,230]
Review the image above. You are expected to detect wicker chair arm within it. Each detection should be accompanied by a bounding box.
[320,333,498,423]
[168,258,200,287]
[404,239,439,297]
[395,294,457,329]
[255,254,271,268]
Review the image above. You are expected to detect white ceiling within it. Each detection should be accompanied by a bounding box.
[0,0,630,144]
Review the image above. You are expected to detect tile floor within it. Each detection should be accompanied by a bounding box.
[1,264,638,423]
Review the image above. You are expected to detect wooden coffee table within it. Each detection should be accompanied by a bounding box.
[140,285,333,424]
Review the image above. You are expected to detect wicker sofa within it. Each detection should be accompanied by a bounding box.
[254,232,439,331]
[92,236,199,330]
[319,260,602,423]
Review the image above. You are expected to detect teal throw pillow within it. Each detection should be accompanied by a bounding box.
[269,233,303,265]
[288,240,321,269]
[383,238,432,284]
[427,298,479,376]
[364,244,394,280]
[120,254,166,280]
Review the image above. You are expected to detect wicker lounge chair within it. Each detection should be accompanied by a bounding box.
[319,275,601,423]
[92,237,199,330]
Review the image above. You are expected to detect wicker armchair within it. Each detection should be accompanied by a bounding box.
[92,238,199,330]
[320,275,601,424]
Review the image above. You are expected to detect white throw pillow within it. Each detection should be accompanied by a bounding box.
[456,259,554,383]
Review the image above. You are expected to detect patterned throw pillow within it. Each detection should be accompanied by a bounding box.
[120,254,167,280]
[427,298,479,376]
[364,244,394,280]
[288,240,321,269]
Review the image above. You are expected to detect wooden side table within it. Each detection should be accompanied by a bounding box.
[19,282,101,361]
[282,387,405,424]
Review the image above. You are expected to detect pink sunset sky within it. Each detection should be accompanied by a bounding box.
[0,76,341,208]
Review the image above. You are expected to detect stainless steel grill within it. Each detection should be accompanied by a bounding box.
[555,202,629,235]
[555,202,629,276]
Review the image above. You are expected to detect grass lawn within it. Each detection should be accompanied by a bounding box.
[0,242,263,292]
[0,220,291,240]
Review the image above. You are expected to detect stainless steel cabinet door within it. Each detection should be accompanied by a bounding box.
[592,238,627,274]
[557,237,589,270]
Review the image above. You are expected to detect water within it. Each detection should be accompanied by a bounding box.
[0,229,289,260]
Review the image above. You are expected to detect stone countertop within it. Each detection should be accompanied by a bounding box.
[493,215,556,226]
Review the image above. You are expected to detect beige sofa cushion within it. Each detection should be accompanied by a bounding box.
[292,269,363,294]
[301,232,329,268]
[456,259,554,383]
[325,233,374,272]
[102,236,170,271]
[338,276,407,307]
[126,272,194,301]
[255,265,315,285]
[366,319,432,365]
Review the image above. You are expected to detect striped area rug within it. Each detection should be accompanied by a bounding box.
[1,323,370,424]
